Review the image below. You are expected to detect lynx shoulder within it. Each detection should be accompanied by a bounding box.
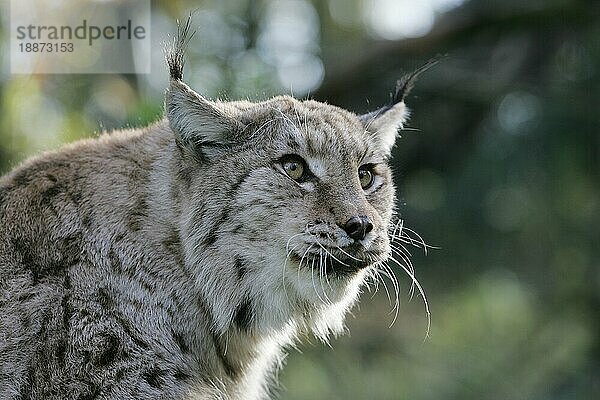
[0,18,429,400]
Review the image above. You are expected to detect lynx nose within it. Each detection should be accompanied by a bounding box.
[343,216,373,241]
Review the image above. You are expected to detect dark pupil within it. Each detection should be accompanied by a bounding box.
[289,163,298,171]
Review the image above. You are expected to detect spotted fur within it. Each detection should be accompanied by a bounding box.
[0,19,420,400]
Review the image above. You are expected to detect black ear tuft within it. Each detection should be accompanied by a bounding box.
[359,56,443,124]
[166,14,196,81]
[391,56,443,105]
[358,56,444,154]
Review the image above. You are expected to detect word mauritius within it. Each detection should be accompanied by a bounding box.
[16,20,146,46]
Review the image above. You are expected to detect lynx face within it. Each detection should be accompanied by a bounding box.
[167,79,410,331]
[255,101,397,303]
[164,19,430,338]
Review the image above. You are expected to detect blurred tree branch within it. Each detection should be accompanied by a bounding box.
[316,1,596,106]
[314,0,599,178]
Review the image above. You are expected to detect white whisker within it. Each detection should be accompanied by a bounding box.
[314,241,350,267]
[319,250,333,305]
[334,245,364,263]
[311,251,327,305]
[377,263,400,327]
[390,244,416,298]
[387,255,431,340]
[390,217,404,243]
[372,264,393,306]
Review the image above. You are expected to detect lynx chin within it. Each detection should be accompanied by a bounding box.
[0,18,432,400]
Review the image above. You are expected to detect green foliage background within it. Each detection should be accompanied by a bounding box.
[1,0,598,398]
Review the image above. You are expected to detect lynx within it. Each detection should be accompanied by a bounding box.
[0,18,430,399]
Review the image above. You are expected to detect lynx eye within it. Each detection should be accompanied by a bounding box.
[281,155,306,181]
[358,165,375,189]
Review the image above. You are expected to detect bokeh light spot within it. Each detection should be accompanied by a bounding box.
[497,91,541,134]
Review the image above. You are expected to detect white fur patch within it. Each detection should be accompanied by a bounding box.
[306,157,327,178]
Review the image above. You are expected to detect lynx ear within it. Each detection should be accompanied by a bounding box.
[361,102,410,154]
[164,15,243,153]
[360,58,440,155]
[165,80,242,150]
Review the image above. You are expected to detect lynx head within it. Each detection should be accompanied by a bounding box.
[164,18,431,339]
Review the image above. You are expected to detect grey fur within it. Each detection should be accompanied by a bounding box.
[0,19,417,400]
